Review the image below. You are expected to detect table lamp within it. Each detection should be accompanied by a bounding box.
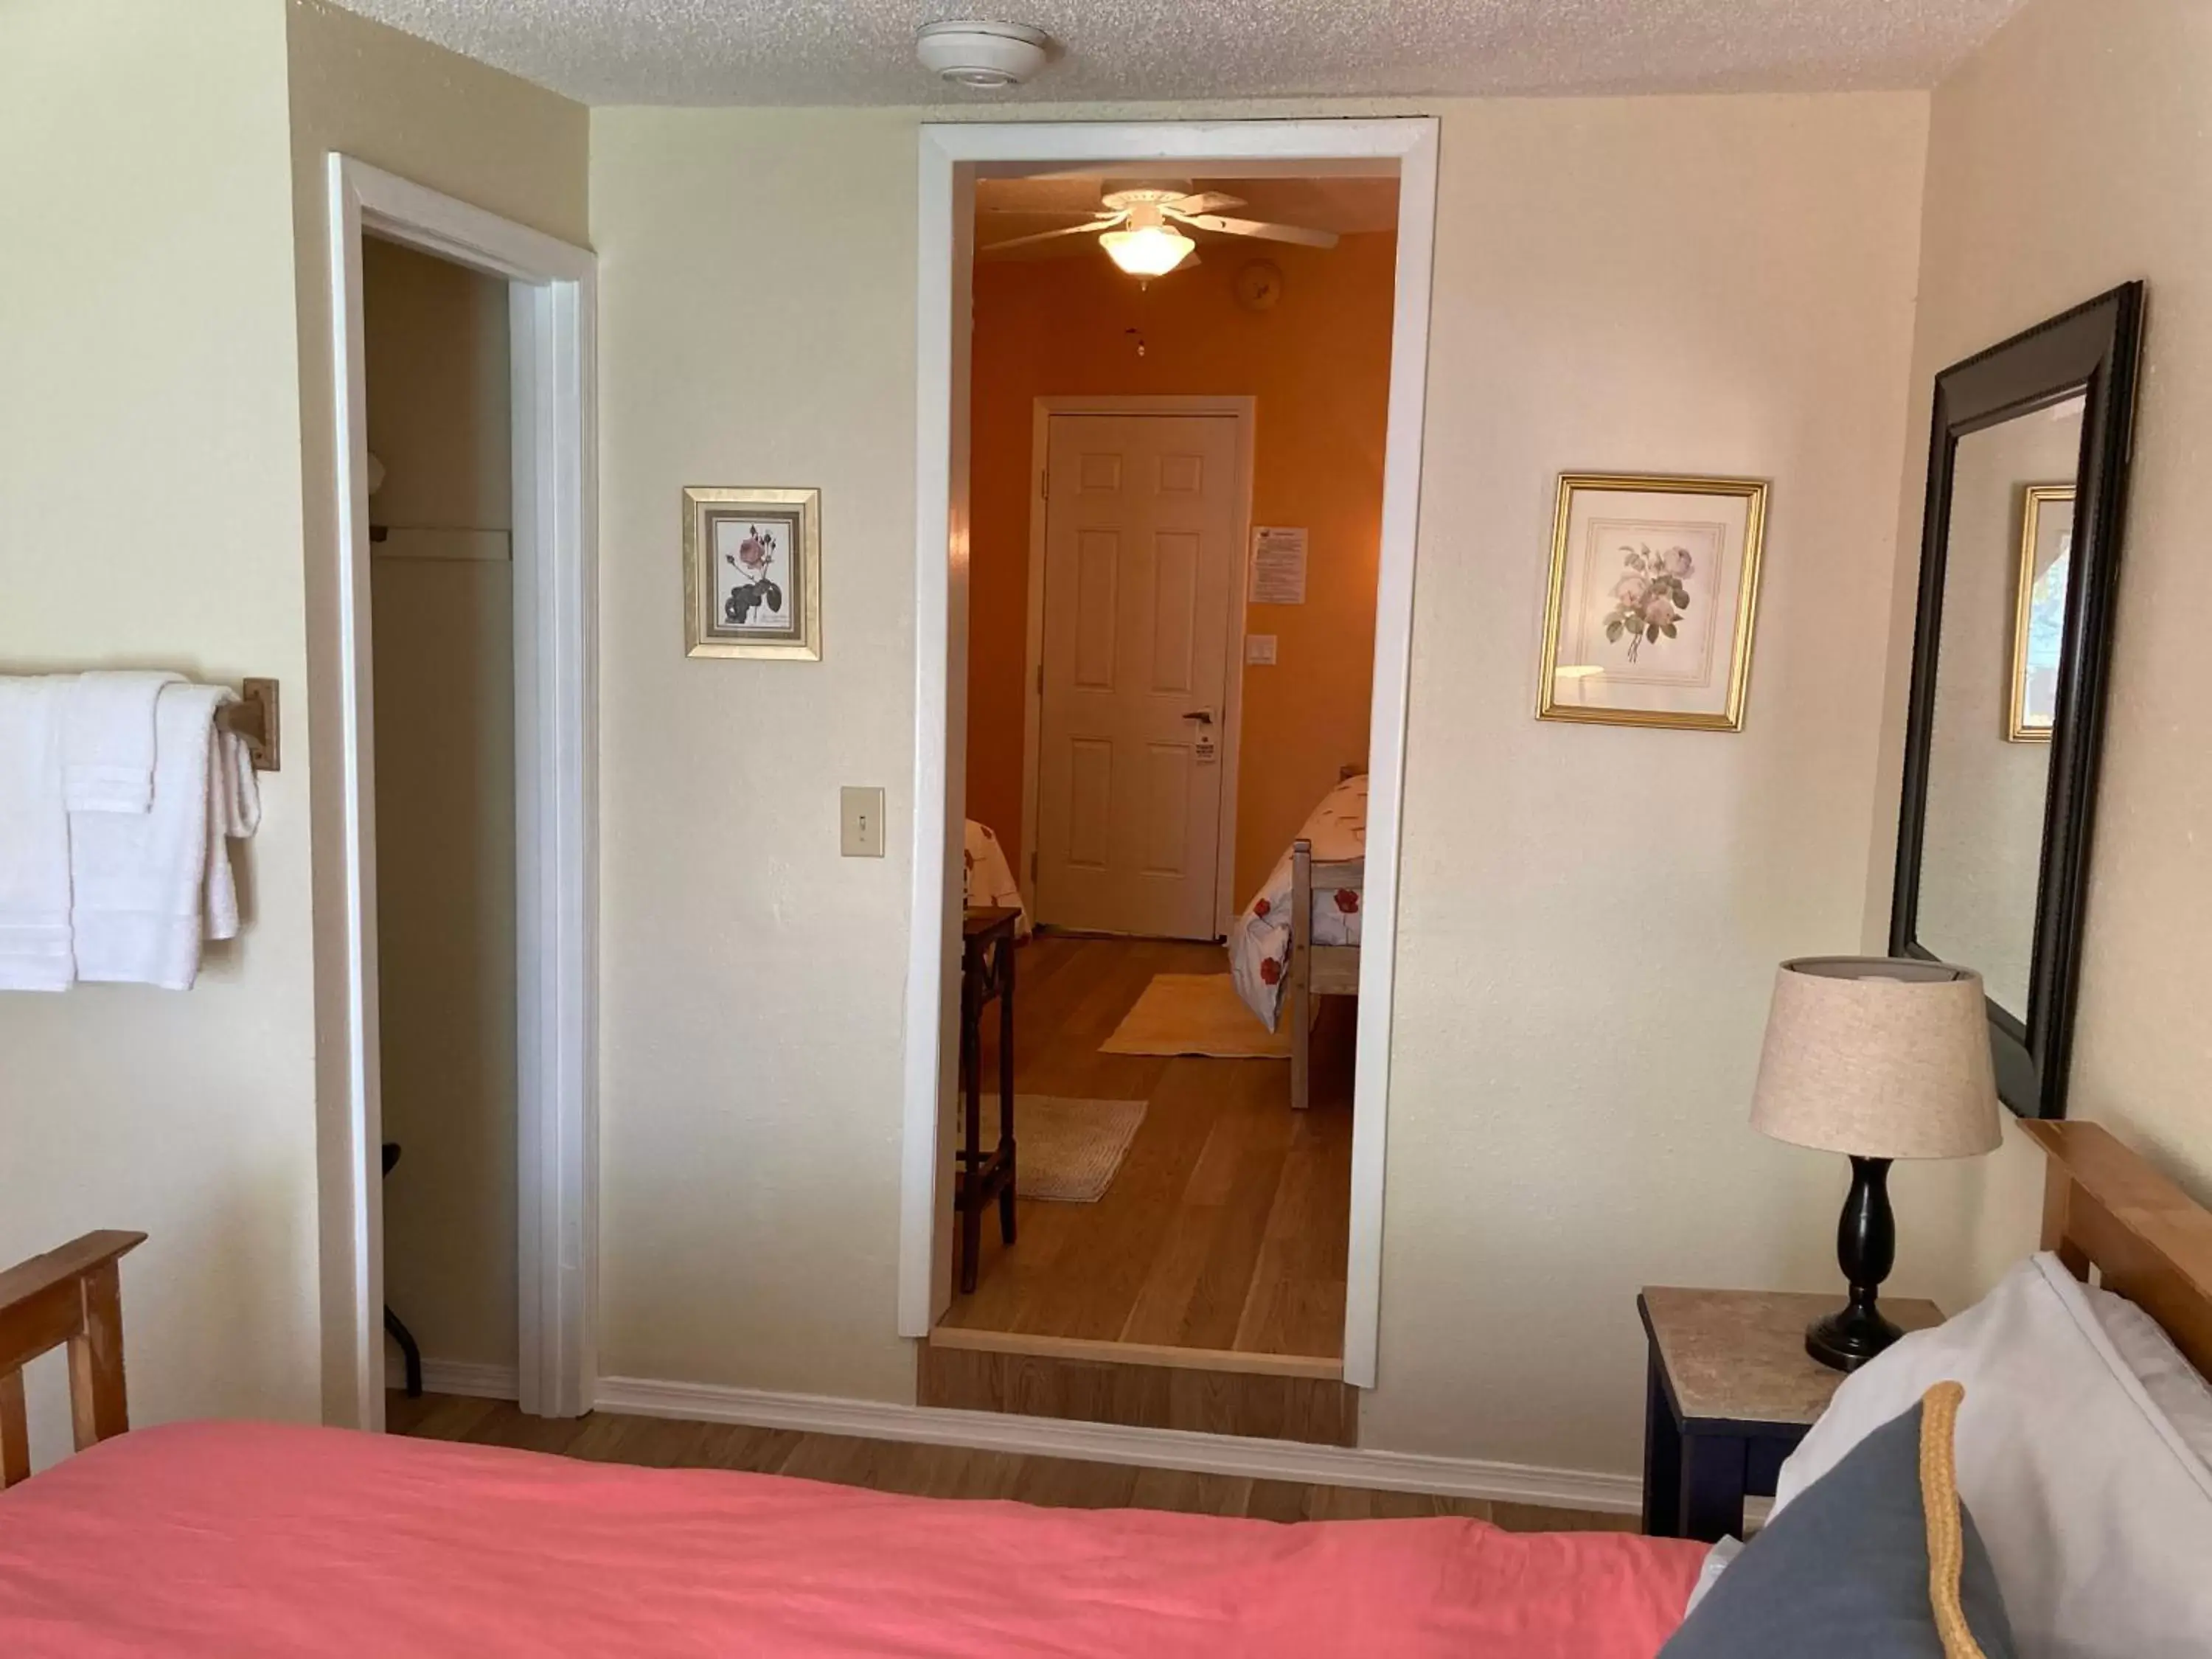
[1750,956,2001,1371]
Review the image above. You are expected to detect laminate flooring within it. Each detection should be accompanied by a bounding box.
[387,1392,1633,1531]
[936,933,1354,1362]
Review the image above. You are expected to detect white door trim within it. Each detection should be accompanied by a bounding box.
[1019,396,1256,939]
[900,119,1439,1390]
[326,154,599,1428]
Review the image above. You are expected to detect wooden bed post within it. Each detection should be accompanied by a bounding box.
[0,1231,145,1486]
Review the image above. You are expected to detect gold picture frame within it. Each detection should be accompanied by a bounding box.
[683,486,823,660]
[2008,484,2073,743]
[1537,472,1768,732]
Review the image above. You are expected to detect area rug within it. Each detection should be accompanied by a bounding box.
[977,1096,1148,1203]
[1098,973,1293,1060]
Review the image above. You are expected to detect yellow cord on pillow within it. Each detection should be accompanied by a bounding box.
[1919,1380,1986,1659]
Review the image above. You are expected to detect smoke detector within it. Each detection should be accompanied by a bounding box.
[916,21,1051,89]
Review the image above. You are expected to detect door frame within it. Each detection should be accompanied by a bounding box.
[900,119,1438,1388]
[325,155,599,1429]
[1020,396,1256,939]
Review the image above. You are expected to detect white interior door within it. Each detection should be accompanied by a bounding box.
[1034,413,1239,939]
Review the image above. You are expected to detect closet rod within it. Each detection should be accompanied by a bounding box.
[215,679,280,773]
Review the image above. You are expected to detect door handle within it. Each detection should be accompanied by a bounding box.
[1182,710,1214,725]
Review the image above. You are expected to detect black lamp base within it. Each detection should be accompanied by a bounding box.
[1805,1301,1905,1372]
[1806,1154,1903,1374]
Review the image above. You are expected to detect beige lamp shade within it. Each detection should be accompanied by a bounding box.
[1750,956,2002,1160]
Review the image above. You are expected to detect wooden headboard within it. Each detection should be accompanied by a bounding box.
[0,1231,144,1488]
[2023,1120,2212,1378]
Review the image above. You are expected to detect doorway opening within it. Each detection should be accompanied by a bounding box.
[362,234,522,1415]
[322,158,597,1433]
[900,121,1438,1419]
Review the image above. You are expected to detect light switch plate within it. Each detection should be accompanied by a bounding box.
[840,786,886,858]
[1245,634,1279,665]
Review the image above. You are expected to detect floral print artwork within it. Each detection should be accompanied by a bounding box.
[1604,542,1694,662]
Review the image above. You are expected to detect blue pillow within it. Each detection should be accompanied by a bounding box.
[1662,1384,2015,1658]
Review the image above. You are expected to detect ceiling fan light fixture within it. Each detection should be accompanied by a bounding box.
[915,21,1051,89]
[1101,223,1195,277]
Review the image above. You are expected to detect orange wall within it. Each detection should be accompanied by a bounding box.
[965,229,1397,912]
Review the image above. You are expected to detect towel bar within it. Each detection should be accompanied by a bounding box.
[215,679,279,773]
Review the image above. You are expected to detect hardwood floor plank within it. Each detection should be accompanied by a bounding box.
[947,936,1352,1367]
[389,1394,1628,1535]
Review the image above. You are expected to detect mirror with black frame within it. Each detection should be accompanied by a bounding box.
[1891,284,2145,1119]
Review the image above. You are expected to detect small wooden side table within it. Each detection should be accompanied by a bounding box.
[1637,1286,1944,1543]
[956,906,1020,1295]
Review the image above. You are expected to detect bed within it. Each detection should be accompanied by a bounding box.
[1228,769,1365,1110]
[4,1121,2208,1655]
[0,1233,1703,1657]
[962,817,1030,938]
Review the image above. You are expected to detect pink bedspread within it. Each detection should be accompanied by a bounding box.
[0,1422,1703,1657]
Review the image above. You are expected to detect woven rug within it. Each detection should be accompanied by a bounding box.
[1099,973,1291,1059]
[978,1095,1147,1203]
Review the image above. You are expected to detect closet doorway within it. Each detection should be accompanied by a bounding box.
[362,235,521,1411]
[324,158,597,1431]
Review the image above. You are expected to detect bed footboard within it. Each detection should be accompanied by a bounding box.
[0,1231,145,1487]
[1289,839,1363,1112]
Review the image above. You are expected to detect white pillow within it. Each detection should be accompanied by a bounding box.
[1773,1253,2212,1659]
[2082,1279,2212,1469]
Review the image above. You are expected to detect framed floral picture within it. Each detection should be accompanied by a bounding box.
[1537,473,1769,731]
[683,486,822,660]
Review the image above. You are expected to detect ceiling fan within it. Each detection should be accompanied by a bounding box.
[981,184,1339,278]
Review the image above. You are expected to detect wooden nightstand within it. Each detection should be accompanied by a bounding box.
[1637,1287,1944,1543]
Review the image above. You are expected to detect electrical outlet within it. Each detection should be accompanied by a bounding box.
[1245,634,1279,665]
[840,786,886,858]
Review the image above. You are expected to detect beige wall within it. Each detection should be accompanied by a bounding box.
[1874,0,2212,1211]
[284,0,587,1421]
[0,0,318,1464]
[363,238,519,1377]
[1363,94,1950,1470]
[591,109,922,1402]
[588,94,1990,1475]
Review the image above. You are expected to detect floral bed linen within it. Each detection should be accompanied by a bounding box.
[963,818,1030,938]
[1229,773,1366,1031]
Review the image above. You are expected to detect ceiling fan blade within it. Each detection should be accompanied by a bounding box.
[1169,191,1245,216]
[980,215,1126,254]
[1171,213,1338,249]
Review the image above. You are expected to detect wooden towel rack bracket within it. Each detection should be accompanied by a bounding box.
[215,678,280,773]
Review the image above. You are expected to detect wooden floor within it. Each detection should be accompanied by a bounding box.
[938,934,1354,1363]
[387,1392,1632,1531]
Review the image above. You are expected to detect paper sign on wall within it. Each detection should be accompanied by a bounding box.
[1250,526,1308,605]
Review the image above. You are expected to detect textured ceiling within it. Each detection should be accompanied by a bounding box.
[330,0,2029,107]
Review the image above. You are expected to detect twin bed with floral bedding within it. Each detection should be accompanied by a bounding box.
[1229,771,1366,1032]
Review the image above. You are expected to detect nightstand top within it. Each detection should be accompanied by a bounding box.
[1638,1287,1945,1430]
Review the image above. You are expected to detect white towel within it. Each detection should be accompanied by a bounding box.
[204,719,259,943]
[0,676,74,992]
[71,682,235,989]
[62,669,181,812]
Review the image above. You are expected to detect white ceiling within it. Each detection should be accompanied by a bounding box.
[330,0,2029,108]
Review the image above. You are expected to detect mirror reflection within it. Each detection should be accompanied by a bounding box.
[1916,392,2084,1016]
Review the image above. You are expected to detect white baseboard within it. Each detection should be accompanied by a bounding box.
[594,1374,1642,1514]
[415,1359,520,1400]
